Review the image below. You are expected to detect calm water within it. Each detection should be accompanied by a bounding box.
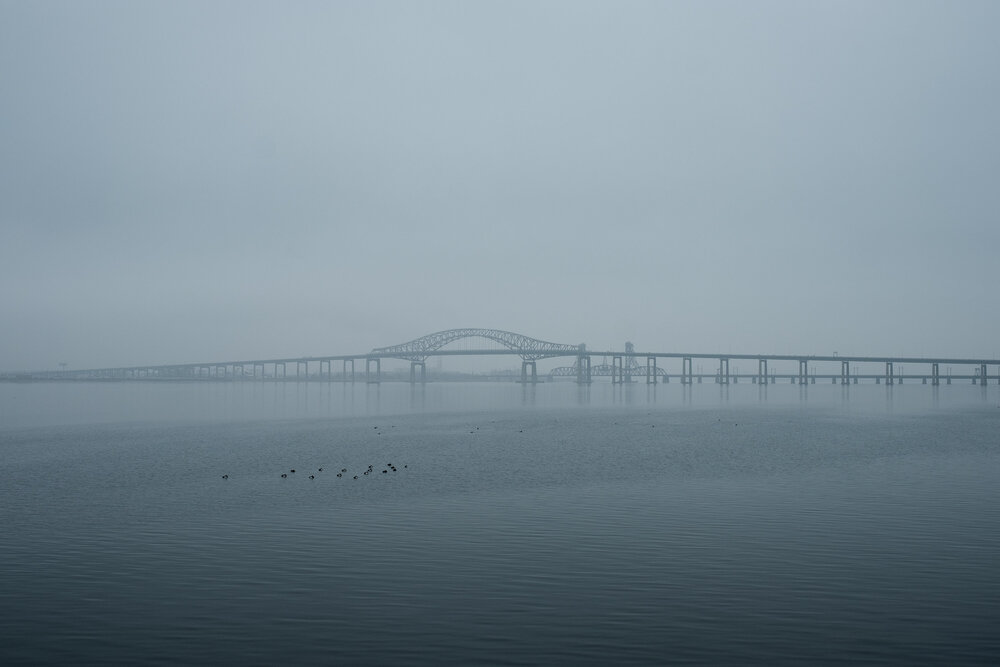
[2,381,999,665]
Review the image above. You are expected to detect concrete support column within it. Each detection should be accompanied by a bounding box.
[841,360,850,385]
[577,355,592,384]
[611,355,624,384]
[885,361,894,385]
[758,359,768,385]
[798,360,808,385]
[682,357,693,385]
[646,357,657,384]
[980,363,988,386]
[718,358,730,384]
[366,358,381,384]
[932,363,939,386]
[520,360,538,384]
[409,361,426,384]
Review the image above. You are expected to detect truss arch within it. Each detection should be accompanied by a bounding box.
[370,328,582,362]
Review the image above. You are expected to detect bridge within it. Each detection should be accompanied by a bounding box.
[10,327,1000,386]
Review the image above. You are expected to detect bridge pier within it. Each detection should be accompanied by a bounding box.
[798,360,808,385]
[717,358,730,384]
[611,355,624,384]
[577,355,592,384]
[521,360,538,384]
[343,359,355,383]
[932,363,939,386]
[297,360,307,379]
[841,360,850,385]
[682,357,693,385]
[981,363,988,386]
[758,359,768,385]
[885,361,894,385]
[366,358,381,383]
[409,361,426,384]
[320,360,331,381]
[623,343,635,383]
[646,356,657,384]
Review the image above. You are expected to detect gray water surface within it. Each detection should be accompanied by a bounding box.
[2,382,998,665]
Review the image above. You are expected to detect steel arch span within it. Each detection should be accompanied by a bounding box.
[370,328,582,362]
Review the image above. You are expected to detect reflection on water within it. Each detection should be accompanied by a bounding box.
[1,379,998,430]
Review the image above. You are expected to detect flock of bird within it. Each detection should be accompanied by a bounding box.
[221,463,407,481]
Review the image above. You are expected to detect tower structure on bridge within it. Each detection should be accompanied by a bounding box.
[550,342,667,384]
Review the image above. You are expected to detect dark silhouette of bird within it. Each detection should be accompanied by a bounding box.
[290,469,296,473]
[318,468,323,472]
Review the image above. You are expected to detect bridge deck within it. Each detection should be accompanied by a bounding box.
[15,348,1000,379]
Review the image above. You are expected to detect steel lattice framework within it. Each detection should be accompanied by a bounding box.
[549,363,667,378]
[370,328,582,362]
[549,343,665,379]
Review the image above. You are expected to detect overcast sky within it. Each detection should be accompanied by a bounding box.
[2,0,998,371]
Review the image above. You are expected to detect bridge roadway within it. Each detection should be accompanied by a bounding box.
[23,348,1000,386]
[11,325,999,385]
